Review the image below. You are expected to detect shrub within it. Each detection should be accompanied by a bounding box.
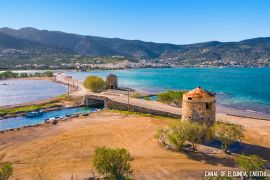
[157,90,185,107]
[156,121,206,151]
[235,154,266,172]
[92,146,133,179]
[143,96,151,101]
[0,71,19,80]
[0,162,13,180]
[130,92,141,98]
[213,122,244,152]
[19,73,28,78]
[83,76,106,93]
[34,72,42,77]
[166,121,190,150]
[186,122,206,149]
[155,128,169,145]
[43,71,53,77]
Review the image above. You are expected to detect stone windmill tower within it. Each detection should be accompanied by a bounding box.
[106,74,118,90]
[182,86,216,126]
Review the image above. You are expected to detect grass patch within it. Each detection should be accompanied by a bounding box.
[0,103,59,116]
[56,93,74,102]
[56,93,71,100]
[56,93,69,99]
[109,109,178,120]
[156,90,186,107]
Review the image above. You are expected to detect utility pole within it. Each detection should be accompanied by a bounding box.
[67,83,70,97]
[127,89,130,111]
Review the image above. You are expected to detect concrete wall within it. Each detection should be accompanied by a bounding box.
[84,96,106,107]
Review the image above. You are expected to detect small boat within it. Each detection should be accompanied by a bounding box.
[81,112,89,116]
[25,110,44,118]
[49,117,58,124]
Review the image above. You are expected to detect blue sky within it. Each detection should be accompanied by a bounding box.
[0,0,269,44]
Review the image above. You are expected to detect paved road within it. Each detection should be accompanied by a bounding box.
[102,91,181,115]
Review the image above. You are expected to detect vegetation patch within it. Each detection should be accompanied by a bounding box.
[156,120,244,153]
[130,92,141,99]
[83,76,106,93]
[212,122,244,152]
[235,154,266,173]
[0,162,13,180]
[92,146,133,179]
[55,93,74,101]
[0,70,53,80]
[143,96,151,101]
[157,90,186,107]
[0,103,59,117]
[109,109,178,120]
[156,120,206,151]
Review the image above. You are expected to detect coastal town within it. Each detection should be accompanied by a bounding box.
[1,54,267,71]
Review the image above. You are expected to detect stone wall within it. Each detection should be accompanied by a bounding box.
[106,98,181,118]
[182,100,216,126]
[106,74,118,89]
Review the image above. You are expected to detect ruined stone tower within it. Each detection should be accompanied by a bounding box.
[106,74,118,90]
[182,87,216,126]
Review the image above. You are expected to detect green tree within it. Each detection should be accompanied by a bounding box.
[92,146,133,179]
[0,71,19,80]
[157,90,185,107]
[19,73,28,78]
[83,76,106,93]
[0,163,13,180]
[186,122,206,149]
[156,121,209,151]
[166,121,190,151]
[43,71,53,77]
[235,154,266,172]
[34,72,42,77]
[213,122,244,152]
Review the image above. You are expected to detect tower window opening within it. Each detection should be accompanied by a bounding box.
[188,97,192,100]
[206,103,209,110]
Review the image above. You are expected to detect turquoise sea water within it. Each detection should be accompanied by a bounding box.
[67,68,270,114]
[0,80,67,106]
[0,107,100,131]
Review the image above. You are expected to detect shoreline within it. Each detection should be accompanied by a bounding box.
[0,77,66,108]
[133,88,270,120]
[217,104,270,121]
[0,76,84,121]
[1,74,270,121]
[0,76,80,109]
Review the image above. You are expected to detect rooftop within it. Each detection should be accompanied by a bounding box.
[184,86,215,98]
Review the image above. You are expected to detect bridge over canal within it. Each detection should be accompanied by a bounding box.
[83,92,182,118]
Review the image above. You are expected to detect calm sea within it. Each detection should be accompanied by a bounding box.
[0,80,67,106]
[67,68,270,114]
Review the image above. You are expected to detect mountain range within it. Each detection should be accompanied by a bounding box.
[0,27,270,68]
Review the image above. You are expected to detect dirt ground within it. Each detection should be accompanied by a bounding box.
[0,111,269,180]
